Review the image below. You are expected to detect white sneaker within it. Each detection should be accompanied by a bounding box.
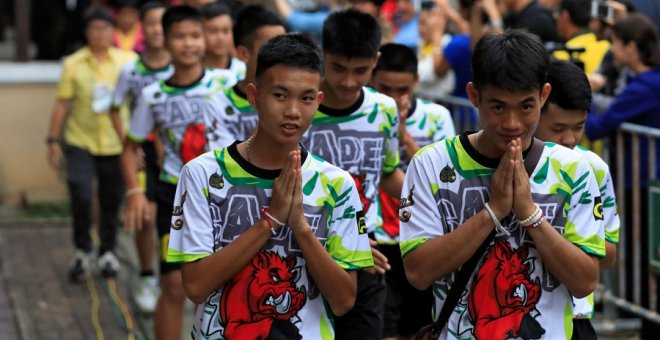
[134,276,159,314]
[69,250,93,282]
[98,251,120,277]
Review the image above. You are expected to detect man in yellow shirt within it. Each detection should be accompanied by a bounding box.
[555,0,610,74]
[46,7,137,282]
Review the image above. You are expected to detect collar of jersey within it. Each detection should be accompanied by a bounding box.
[137,58,171,76]
[318,88,365,117]
[160,70,205,94]
[213,141,309,188]
[459,131,533,169]
[225,85,254,113]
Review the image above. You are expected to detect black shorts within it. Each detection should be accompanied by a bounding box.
[380,244,433,337]
[141,141,159,202]
[334,269,387,340]
[156,180,181,274]
[572,319,597,340]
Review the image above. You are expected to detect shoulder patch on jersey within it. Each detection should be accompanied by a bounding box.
[356,210,367,234]
[594,196,604,220]
[209,172,224,189]
[440,164,456,183]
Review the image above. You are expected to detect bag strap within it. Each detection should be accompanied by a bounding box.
[426,138,546,336]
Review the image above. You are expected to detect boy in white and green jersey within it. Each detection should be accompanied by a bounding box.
[109,1,170,314]
[200,2,246,82]
[400,30,605,340]
[535,60,620,339]
[208,5,286,147]
[300,9,406,340]
[168,33,372,339]
[120,6,238,339]
[370,43,455,339]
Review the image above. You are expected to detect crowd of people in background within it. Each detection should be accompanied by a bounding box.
[41,0,660,339]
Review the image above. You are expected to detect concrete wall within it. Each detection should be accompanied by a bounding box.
[0,63,67,206]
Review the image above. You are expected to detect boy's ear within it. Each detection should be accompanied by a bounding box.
[316,90,324,104]
[539,83,552,107]
[235,45,250,64]
[246,83,258,108]
[466,82,480,108]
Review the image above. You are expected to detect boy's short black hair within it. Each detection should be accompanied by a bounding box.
[472,29,549,93]
[375,43,418,74]
[542,60,591,113]
[255,33,323,80]
[83,6,117,29]
[162,5,203,37]
[199,2,231,21]
[322,9,381,59]
[233,5,285,48]
[111,0,140,10]
[140,1,167,21]
[560,0,591,28]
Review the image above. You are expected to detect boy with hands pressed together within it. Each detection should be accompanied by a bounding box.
[400,30,605,339]
[168,33,373,339]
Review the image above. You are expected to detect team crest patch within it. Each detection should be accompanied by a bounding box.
[209,172,224,189]
[356,210,367,234]
[225,106,235,116]
[440,164,456,183]
[593,196,604,220]
[154,92,162,99]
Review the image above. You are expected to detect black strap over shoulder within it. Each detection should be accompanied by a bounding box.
[416,138,546,339]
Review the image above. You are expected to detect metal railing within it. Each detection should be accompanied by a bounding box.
[600,122,660,326]
[417,92,660,330]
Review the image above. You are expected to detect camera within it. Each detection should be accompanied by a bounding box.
[591,0,614,21]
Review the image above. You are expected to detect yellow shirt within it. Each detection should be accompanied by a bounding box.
[553,32,610,75]
[57,47,137,156]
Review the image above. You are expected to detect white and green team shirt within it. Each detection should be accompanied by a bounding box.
[208,85,258,148]
[399,134,605,340]
[375,97,455,244]
[300,87,400,233]
[111,58,174,111]
[572,145,620,319]
[227,57,246,81]
[167,143,374,339]
[401,97,455,168]
[128,69,237,184]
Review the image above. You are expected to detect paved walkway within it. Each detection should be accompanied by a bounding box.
[0,218,193,340]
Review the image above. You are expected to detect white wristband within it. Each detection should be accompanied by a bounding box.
[484,202,511,236]
[125,187,145,198]
[264,210,286,227]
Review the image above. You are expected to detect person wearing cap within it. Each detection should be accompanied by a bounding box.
[46,6,137,282]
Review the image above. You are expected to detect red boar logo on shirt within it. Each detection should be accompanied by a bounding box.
[468,240,545,340]
[220,250,306,339]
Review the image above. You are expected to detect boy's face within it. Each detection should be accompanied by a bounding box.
[371,70,417,110]
[203,15,234,58]
[117,7,140,32]
[535,103,586,149]
[323,53,378,103]
[166,20,205,67]
[237,25,286,80]
[142,8,166,49]
[85,19,114,50]
[247,64,324,146]
[396,0,416,21]
[467,83,551,157]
